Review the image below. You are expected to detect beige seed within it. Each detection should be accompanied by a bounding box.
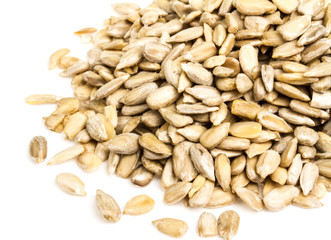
[186,85,222,106]
[139,133,172,156]
[53,98,80,115]
[300,162,319,196]
[59,60,89,78]
[229,121,262,139]
[159,105,194,128]
[280,137,298,168]
[270,167,288,185]
[49,48,70,70]
[304,62,331,78]
[246,156,264,183]
[311,76,331,93]
[236,73,253,93]
[95,189,121,223]
[25,94,62,105]
[298,146,316,159]
[56,173,86,196]
[200,123,230,149]
[107,133,139,155]
[271,0,299,14]
[64,112,87,140]
[257,111,293,133]
[143,42,171,63]
[311,90,331,109]
[189,179,214,208]
[86,112,115,142]
[219,137,250,151]
[287,154,303,185]
[164,181,192,204]
[215,154,231,192]
[206,187,237,208]
[278,15,311,41]
[47,145,85,166]
[231,99,261,120]
[168,26,203,42]
[263,185,300,211]
[315,132,331,153]
[272,41,304,59]
[152,218,188,238]
[161,159,178,189]
[29,136,47,164]
[315,160,331,178]
[251,130,280,143]
[177,125,207,142]
[231,155,247,175]
[235,187,264,211]
[141,156,163,176]
[198,212,217,237]
[217,210,240,240]
[289,100,330,119]
[190,143,215,181]
[107,152,120,175]
[311,181,327,199]
[182,62,213,86]
[231,172,250,191]
[116,152,140,178]
[183,41,217,62]
[77,152,102,172]
[293,193,323,209]
[173,141,198,182]
[256,150,281,179]
[130,166,154,187]
[298,0,325,16]
[189,175,206,198]
[123,195,155,216]
[245,142,272,159]
[239,45,259,80]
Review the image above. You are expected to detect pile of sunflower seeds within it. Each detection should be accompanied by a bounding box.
[27,0,331,238]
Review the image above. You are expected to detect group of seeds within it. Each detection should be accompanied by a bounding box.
[27,0,331,238]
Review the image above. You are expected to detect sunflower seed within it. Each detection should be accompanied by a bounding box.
[123,195,155,215]
[235,187,264,211]
[293,193,323,209]
[116,151,140,178]
[256,150,281,178]
[287,154,303,185]
[198,212,217,237]
[200,122,230,149]
[29,136,47,164]
[95,189,121,223]
[173,141,198,182]
[130,166,154,187]
[152,218,188,238]
[263,185,300,211]
[189,179,214,207]
[217,210,240,240]
[47,145,84,165]
[300,162,319,196]
[56,173,86,196]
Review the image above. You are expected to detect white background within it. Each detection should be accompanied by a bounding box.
[0,0,330,239]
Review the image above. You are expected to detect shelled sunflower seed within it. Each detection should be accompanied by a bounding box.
[26,0,331,238]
